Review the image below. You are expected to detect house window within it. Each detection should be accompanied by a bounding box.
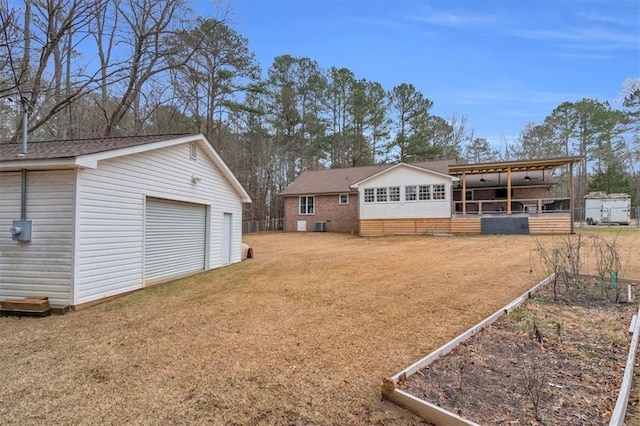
[189,142,198,160]
[299,196,314,214]
[404,185,446,201]
[339,194,349,205]
[433,184,446,200]
[364,188,375,203]
[418,185,431,200]
[367,187,402,203]
[405,185,417,201]
[465,190,473,201]
[389,186,400,202]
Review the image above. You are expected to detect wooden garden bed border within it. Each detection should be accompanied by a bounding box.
[610,305,640,426]
[381,273,640,425]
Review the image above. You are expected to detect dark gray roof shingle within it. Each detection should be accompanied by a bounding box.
[0,134,190,161]
[280,159,456,196]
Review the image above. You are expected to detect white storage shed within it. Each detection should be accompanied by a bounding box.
[0,134,251,309]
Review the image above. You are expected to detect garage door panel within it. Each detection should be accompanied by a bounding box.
[145,198,206,284]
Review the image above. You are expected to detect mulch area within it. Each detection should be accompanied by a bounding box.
[401,280,639,424]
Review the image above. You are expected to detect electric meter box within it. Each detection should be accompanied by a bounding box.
[11,219,32,241]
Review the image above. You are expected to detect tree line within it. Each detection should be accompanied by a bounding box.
[2,0,639,222]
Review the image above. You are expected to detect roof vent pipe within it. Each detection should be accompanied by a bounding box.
[17,97,32,157]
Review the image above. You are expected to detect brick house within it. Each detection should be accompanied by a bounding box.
[281,157,582,236]
[281,160,454,234]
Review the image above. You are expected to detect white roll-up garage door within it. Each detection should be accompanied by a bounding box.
[145,198,206,284]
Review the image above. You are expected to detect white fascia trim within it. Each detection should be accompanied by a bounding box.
[0,158,80,171]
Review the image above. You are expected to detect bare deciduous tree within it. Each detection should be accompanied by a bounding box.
[5,0,107,140]
[95,0,220,136]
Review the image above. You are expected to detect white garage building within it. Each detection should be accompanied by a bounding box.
[0,134,251,309]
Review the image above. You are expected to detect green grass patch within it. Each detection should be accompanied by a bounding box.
[528,296,547,306]
[509,308,529,323]
[576,226,640,236]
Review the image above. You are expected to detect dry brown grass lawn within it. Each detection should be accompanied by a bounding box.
[1,229,639,425]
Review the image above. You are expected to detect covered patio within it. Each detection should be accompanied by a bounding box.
[448,156,583,234]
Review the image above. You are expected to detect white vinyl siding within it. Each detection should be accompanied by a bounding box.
[75,142,243,305]
[0,170,75,306]
[359,165,453,220]
[145,198,206,284]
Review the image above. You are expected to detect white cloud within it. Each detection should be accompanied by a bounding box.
[413,12,498,28]
[576,12,636,28]
[450,89,591,106]
[355,16,412,30]
[552,52,614,59]
[514,27,638,49]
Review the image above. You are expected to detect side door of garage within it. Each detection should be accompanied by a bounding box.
[144,198,206,284]
[222,213,232,265]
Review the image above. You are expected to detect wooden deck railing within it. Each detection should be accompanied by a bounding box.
[453,198,571,215]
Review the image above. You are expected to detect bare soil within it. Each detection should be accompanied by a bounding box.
[0,229,639,425]
[401,280,639,424]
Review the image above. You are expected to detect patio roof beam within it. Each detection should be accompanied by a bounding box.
[449,156,582,176]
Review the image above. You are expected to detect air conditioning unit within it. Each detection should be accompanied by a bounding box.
[314,221,327,232]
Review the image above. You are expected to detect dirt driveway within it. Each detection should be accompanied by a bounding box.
[1,229,639,425]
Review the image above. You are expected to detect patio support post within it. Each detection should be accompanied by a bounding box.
[462,172,467,215]
[507,167,512,214]
[569,162,574,233]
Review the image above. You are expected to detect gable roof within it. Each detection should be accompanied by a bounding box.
[280,159,456,196]
[350,162,459,189]
[0,133,251,203]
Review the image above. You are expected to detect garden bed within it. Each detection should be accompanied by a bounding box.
[389,277,640,424]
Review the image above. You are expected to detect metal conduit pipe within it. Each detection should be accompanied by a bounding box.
[10,98,33,241]
[21,169,27,221]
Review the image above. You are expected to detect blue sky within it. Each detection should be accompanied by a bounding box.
[198,0,639,150]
